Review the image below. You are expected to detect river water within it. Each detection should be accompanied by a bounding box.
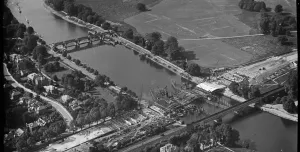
[8,0,297,151]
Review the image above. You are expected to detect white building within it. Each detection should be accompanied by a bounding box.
[61,95,72,104]
[160,143,179,152]
[27,73,38,81]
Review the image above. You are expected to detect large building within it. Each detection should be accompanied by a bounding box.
[160,143,179,152]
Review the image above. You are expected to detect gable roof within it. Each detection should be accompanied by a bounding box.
[196,82,226,92]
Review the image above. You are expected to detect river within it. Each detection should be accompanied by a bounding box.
[8,0,297,152]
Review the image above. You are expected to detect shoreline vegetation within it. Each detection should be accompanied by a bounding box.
[43,0,206,80]
[44,0,294,123]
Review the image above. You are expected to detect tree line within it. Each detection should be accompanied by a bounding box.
[123,30,203,77]
[228,79,261,100]
[142,122,253,152]
[45,0,116,31]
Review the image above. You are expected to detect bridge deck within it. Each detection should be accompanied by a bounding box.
[190,87,285,126]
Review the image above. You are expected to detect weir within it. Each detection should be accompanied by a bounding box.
[50,32,113,53]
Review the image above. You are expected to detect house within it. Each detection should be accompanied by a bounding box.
[43,85,59,94]
[36,105,50,114]
[18,97,30,105]
[61,95,72,104]
[18,59,35,76]
[27,73,38,81]
[33,75,49,86]
[10,54,21,62]
[10,90,22,100]
[160,143,179,152]
[15,128,24,137]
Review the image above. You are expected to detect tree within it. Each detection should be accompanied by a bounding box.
[136,3,147,12]
[95,19,105,26]
[151,40,165,55]
[26,35,39,53]
[33,45,48,58]
[124,29,134,39]
[27,137,36,146]
[85,114,92,126]
[20,46,30,55]
[87,15,93,24]
[53,75,59,81]
[67,55,72,60]
[186,63,201,76]
[62,51,67,57]
[229,81,239,95]
[107,102,115,117]
[94,70,99,75]
[260,18,270,34]
[216,123,240,147]
[248,86,261,99]
[38,54,47,65]
[277,35,288,45]
[285,70,298,99]
[75,59,81,65]
[16,28,25,38]
[146,32,162,44]
[101,22,111,30]
[16,139,28,152]
[275,4,283,13]
[165,36,179,51]
[274,97,281,104]
[238,139,251,149]
[112,26,118,33]
[283,98,296,113]
[27,26,34,35]
[49,0,64,11]
[64,2,77,16]
[76,115,85,129]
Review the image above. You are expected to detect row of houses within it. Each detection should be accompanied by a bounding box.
[26,98,51,114]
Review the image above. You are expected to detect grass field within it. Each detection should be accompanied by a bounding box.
[42,62,73,81]
[125,0,251,39]
[179,39,253,68]
[123,0,257,68]
[76,0,163,22]
[221,35,296,59]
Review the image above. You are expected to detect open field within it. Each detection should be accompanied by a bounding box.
[179,39,253,68]
[123,0,257,68]
[234,0,296,31]
[221,35,297,59]
[125,0,251,40]
[76,0,163,22]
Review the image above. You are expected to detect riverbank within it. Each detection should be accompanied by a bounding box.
[259,103,298,122]
[43,0,196,83]
[42,1,86,28]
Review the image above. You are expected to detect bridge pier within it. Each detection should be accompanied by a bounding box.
[75,40,80,49]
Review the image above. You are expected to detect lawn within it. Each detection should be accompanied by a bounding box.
[42,62,73,81]
[221,35,296,60]
[76,0,163,22]
[122,0,257,68]
[179,39,253,68]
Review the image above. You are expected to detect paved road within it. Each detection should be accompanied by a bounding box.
[3,63,73,125]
